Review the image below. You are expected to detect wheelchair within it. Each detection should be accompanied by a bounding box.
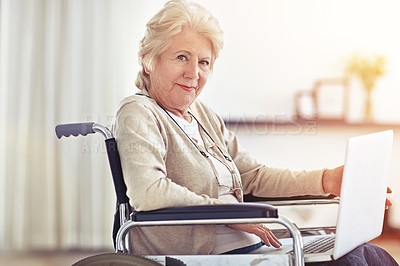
[55,122,339,266]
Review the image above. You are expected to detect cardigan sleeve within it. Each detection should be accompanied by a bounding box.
[114,101,227,211]
[218,116,328,198]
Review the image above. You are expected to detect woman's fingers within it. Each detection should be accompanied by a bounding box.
[267,228,282,248]
[255,224,281,248]
[386,198,392,210]
[386,187,393,210]
[255,224,272,247]
[228,223,282,248]
[262,225,282,248]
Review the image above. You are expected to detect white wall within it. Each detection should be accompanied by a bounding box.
[195,0,400,123]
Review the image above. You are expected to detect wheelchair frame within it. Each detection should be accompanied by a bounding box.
[56,122,339,266]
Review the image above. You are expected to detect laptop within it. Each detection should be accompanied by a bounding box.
[253,130,394,262]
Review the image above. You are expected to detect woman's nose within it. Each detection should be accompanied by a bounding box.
[183,62,200,79]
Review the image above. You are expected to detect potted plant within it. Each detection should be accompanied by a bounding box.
[346,54,386,122]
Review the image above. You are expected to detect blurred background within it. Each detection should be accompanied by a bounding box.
[1,0,399,264]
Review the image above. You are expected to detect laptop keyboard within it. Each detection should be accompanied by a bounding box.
[304,235,335,253]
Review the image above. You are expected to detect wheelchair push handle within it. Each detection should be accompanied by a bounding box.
[55,122,113,140]
[55,122,95,139]
[55,122,128,204]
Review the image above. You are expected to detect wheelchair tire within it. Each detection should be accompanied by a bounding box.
[72,252,162,266]
[165,256,187,266]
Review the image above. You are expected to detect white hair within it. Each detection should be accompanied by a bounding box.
[135,0,224,91]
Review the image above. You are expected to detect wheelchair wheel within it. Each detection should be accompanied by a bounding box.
[72,252,161,266]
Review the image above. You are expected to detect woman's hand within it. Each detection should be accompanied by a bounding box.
[322,165,393,209]
[322,165,344,196]
[227,223,282,248]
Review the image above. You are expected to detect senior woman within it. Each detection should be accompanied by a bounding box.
[113,0,397,265]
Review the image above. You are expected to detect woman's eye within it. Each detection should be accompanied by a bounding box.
[177,55,187,61]
[200,60,210,66]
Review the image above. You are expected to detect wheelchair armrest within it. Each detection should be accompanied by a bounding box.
[244,194,340,206]
[119,203,305,265]
[131,202,278,222]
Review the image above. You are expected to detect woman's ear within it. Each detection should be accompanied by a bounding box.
[144,65,151,74]
[142,54,152,74]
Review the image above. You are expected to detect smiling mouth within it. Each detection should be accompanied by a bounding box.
[177,84,196,92]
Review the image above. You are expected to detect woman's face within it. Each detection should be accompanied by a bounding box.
[147,29,212,116]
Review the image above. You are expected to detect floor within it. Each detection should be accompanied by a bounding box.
[0,235,399,266]
[0,249,109,266]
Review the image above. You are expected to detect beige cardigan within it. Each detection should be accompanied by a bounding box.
[113,91,326,255]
